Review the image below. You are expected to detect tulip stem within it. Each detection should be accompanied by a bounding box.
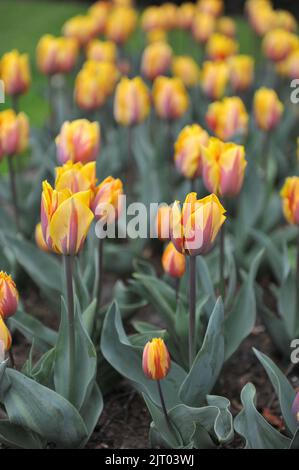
[96,237,104,313]
[296,229,299,313]
[64,255,76,405]
[219,224,225,299]
[189,256,196,369]
[7,156,20,232]
[128,125,133,168]
[48,76,55,137]
[11,95,19,114]
[8,348,15,369]
[157,379,173,436]
[175,278,180,302]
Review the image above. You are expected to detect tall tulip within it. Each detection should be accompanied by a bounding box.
[152,76,189,121]
[228,55,254,92]
[206,33,238,61]
[86,39,117,63]
[171,56,200,88]
[105,6,137,45]
[141,42,173,81]
[201,60,229,100]
[55,161,96,194]
[205,97,248,141]
[56,119,100,165]
[0,50,31,101]
[36,35,78,76]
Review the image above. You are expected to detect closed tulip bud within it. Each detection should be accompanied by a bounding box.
[177,3,195,30]
[0,272,19,320]
[141,7,165,32]
[206,33,238,61]
[88,1,111,35]
[155,205,171,241]
[197,0,223,17]
[253,87,283,131]
[170,192,226,256]
[162,242,186,278]
[161,3,178,30]
[206,97,248,141]
[75,60,119,111]
[92,176,123,224]
[0,110,29,156]
[201,60,229,100]
[114,77,150,126]
[146,29,168,45]
[55,161,96,194]
[292,392,299,425]
[56,119,100,164]
[284,50,299,79]
[62,15,99,47]
[202,138,247,197]
[142,338,171,380]
[141,42,173,81]
[36,35,78,76]
[35,223,50,252]
[0,50,31,97]
[192,12,216,44]
[105,7,137,45]
[228,55,254,92]
[247,1,276,36]
[263,29,299,62]
[86,39,117,63]
[217,16,236,38]
[152,76,189,121]
[172,56,200,88]
[275,10,297,33]
[174,124,209,180]
[280,177,299,225]
[0,316,12,352]
[41,181,94,255]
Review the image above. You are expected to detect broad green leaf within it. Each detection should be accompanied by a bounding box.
[0,420,44,449]
[206,395,234,444]
[197,256,217,317]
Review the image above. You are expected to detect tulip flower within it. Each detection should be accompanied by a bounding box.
[192,12,216,44]
[217,16,236,37]
[171,56,200,88]
[292,392,299,425]
[86,39,117,63]
[155,205,171,241]
[141,6,165,32]
[75,60,119,111]
[143,337,171,380]
[246,0,276,36]
[201,60,229,100]
[105,6,137,45]
[161,3,178,30]
[146,29,168,45]
[0,49,31,97]
[206,33,238,61]
[141,42,173,81]
[275,10,297,32]
[88,1,111,34]
[56,119,100,165]
[206,97,248,141]
[283,49,299,79]
[114,77,150,127]
[263,29,299,62]
[162,242,186,279]
[35,223,50,253]
[0,272,19,320]
[55,161,96,194]
[253,87,283,132]
[36,35,78,76]
[152,76,189,121]
[174,124,209,181]
[177,3,195,30]
[170,191,226,367]
[228,55,254,92]
[62,15,99,47]
[0,316,12,353]
[197,0,223,17]
[280,177,299,226]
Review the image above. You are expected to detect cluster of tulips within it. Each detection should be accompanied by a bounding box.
[0,0,299,450]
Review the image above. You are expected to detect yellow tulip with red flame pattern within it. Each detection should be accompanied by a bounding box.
[0,110,29,157]
[253,87,283,131]
[141,42,173,81]
[114,77,150,127]
[0,50,31,96]
[206,97,248,141]
[174,124,209,180]
[55,161,96,194]
[280,177,299,225]
[0,272,19,320]
[152,76,189,121]
[56,119,100,165]
[142,338,171,380]
[36,35,78,75]
[162,242,186,278]
[0,316,11,352]
[201,60,229,100]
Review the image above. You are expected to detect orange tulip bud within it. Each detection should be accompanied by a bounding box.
[253,87,283,131]
[0,110,29,156]
[162,242,186,278]
[170,192,226,256]
[206,97,248,141]
[92,176,123,224]
[280,177,299,225]
[36,35,78,75]
[172,56,200,88]
[142,337,171,380]
[0,272,19,320]
[0,316,12,352]
[114,77,150,126]
[55,161,96,194]
[62,15,99,47]
[201,60,229,100]
[152,76,189,121]
[35,223,50,253]
[206,33,238,61]
[105,6,137,45]
[155,205,171,241]
[141,42,173,81]
[86,39,117,63]
[0,50,31,96]
[174,124,209,180]
[202,138,247,197]
[56,119,100,164]
[192,12,216,44]
[228,55,254,92]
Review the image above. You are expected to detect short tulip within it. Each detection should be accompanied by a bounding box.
[0,272,19,320]
[172,56,200,88]
[56,119,100,164]
[253,87,283,131]
[162,242,186,278]
[280,177,299,225]
[55,161,96,194]
[142,337,171,380]
[105,6,137,45]
[192,12,216,44]
[174,124,209,180]
[206,97,248,141]
[292,392,299,425]
[36,35,78,75]
[228,55,254,92]
[155,205,172,241]
[0,110,29,156]
[41,181,94,255]
[92,176,123,224]
[170,192,226,256]
[114,77,150,127]
[0,316,12,352]
[141,42,173,81]
[152,76,189,121]
[202,138,247,197]
[86,39,117,63]
[201,60,229,100]
[62,15,99,47]
[206,33,238,61]
[0,50,31,96]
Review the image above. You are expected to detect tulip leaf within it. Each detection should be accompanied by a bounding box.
[79,382,103,447]
[0,420,44,449]
[290,429,299,449]
[277,270,299,339]
[206,395,234,444]
[234,383,291,449]
[253,348,297,435]
[179,298,225,407]
[196,256,217,318]
[101,301,187,409]
[250,229,285,283]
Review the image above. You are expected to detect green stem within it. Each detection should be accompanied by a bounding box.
[219,224,225,299]
[48,75,55,137]
[128,125,133,168]
[8,348,15,369]
[7,156,20,232]
[189,256,196,369]
[175,277,180,303]
[96,237,104,313]
[157,380,173,436]
[261,131,271,182]
[11,95,19,114]
[296,230,299,314]
[64,255,76,405]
